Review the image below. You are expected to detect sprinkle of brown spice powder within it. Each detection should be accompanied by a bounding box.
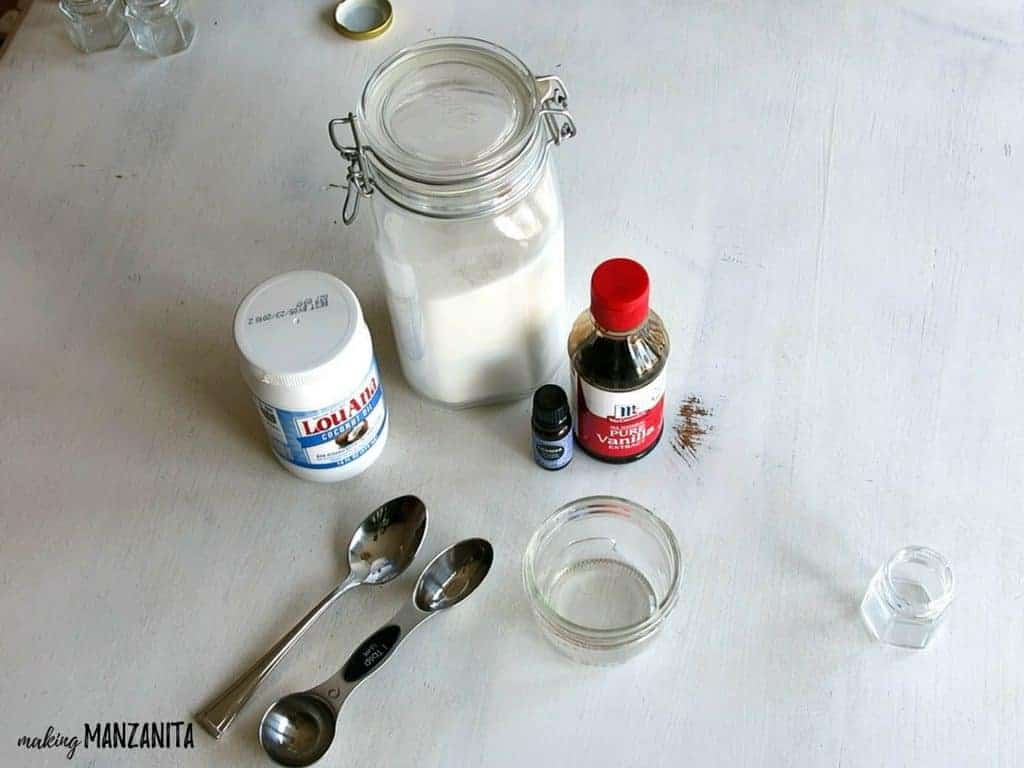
[672,395,713,466]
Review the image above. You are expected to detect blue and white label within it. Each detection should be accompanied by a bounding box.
[255,360,387,470]
[532,432,573,470]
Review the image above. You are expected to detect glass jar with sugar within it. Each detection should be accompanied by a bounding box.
[330,37,576,408]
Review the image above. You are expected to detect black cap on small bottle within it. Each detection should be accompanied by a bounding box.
[532,384,570,430]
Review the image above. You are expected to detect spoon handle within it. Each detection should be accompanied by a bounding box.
[197,575,361,739]
[310,601,429,715]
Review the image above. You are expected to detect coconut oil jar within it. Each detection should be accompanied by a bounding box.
[330,37,576,408]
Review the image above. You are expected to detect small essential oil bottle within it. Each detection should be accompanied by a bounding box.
[531,384,573,470]
[568,258,670,463]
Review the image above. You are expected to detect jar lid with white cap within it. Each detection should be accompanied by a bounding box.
[234,270,388,483]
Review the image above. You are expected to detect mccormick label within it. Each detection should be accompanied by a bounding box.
[572,370,666,460]
[255,359,387,470]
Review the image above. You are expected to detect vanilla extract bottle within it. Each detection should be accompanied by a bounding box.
[568,258,669,463]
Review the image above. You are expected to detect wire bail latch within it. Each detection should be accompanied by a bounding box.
[328,113,375,225]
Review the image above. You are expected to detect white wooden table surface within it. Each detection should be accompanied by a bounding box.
[2,1,1023,766]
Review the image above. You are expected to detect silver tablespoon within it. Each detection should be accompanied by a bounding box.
[196,495,428,739]
[259,537,494,767]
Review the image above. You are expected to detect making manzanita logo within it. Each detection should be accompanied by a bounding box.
[17,722,195,760]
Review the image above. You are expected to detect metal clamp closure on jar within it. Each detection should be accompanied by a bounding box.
[327,114,375,224]
[329,69,576,225]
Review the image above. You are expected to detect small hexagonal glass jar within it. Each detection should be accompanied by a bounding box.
[860,546,954,649]
[59,0,128,54]
[125,0,194,57]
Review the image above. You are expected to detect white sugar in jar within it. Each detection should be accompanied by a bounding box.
[330,38,576,407]
[233,270,388,482]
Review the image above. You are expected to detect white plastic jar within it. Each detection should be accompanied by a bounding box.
[330,37,576,408]
[233,270,388,482]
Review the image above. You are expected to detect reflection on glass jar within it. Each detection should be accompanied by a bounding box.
[330,38,576,408]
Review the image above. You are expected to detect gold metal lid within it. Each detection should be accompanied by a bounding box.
[334,0,393,40]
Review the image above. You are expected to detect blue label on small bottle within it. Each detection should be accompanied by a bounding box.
[533,433,573,470]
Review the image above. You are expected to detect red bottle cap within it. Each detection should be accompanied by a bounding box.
[590,258,650,332]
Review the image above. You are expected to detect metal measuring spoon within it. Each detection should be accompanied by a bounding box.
[259,538,494,767]
[196,495,428,739]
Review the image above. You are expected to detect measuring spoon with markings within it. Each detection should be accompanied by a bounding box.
[259,538,493,767]
[197,495,428,739]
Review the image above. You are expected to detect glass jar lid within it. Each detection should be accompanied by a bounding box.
[358,37,539,185]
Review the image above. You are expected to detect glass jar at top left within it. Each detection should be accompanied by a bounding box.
[59,0,128,53]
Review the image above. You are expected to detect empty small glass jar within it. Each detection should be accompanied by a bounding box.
[523,496,682,665]
[125,0,193,57]
[860,546,954,649]
[59,0,128,54]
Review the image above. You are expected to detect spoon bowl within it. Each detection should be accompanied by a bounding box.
[349,494,428,584]
[259,693,335,767]
[259,538,493,767]
[415,537,493,611]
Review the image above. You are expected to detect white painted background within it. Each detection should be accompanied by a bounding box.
[2,1,1022,766]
